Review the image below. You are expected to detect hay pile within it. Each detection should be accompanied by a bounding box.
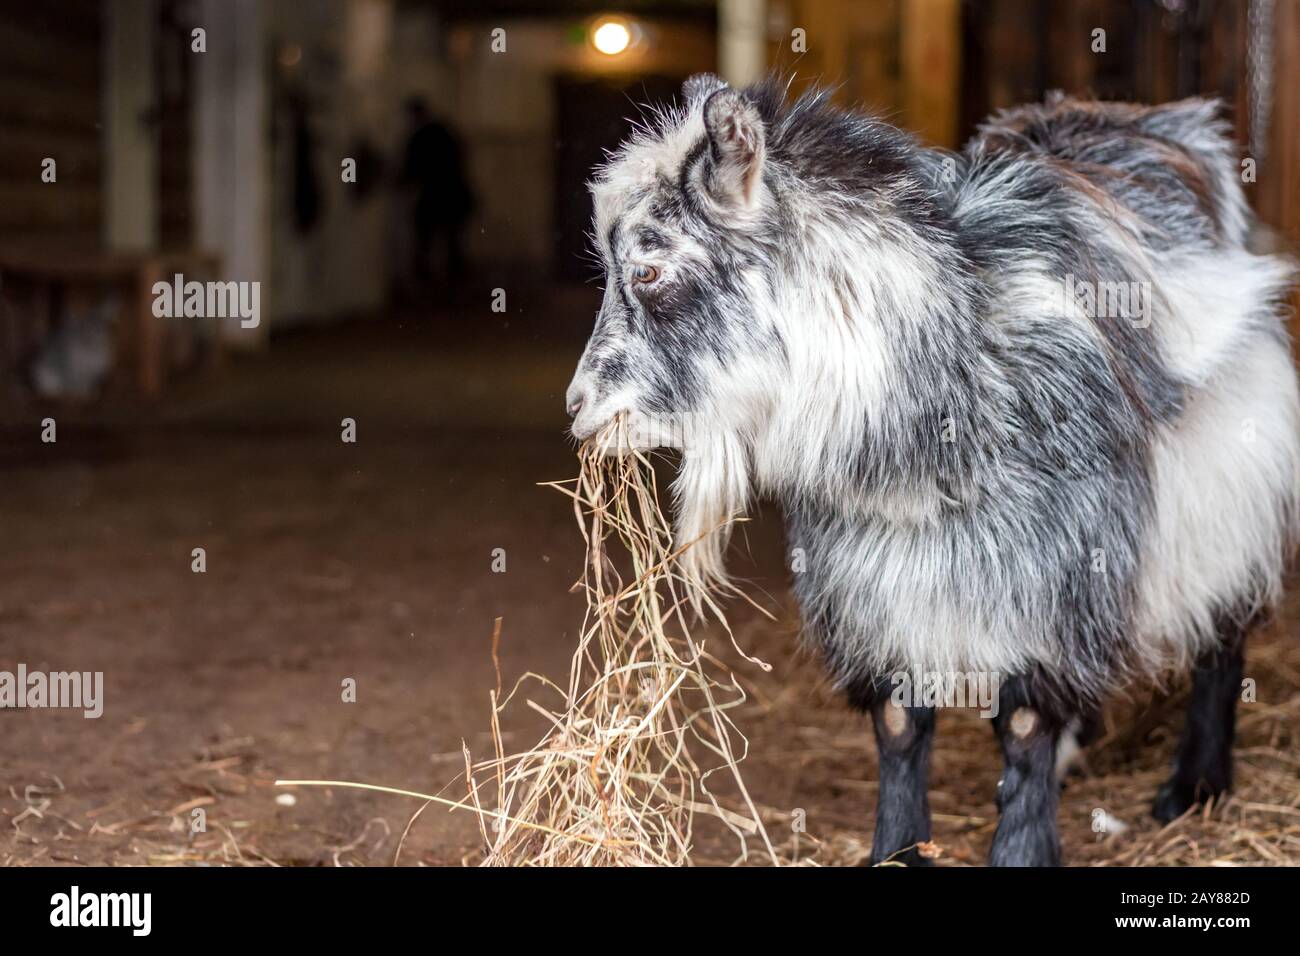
[467,417,779,865]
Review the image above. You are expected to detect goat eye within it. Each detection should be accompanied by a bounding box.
[632,265,660,285]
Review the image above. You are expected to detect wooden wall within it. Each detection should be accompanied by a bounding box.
[768,0,962,149]
[771,0,903,118]
[0,0,103,244]
[962,0,1248,133]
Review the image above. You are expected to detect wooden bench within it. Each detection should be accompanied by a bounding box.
[0,242,221,399]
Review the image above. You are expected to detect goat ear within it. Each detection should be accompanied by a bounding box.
[702,87,766,209]
[682,72,727,108]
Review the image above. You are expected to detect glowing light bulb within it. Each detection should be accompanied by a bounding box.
[592,19,631,56]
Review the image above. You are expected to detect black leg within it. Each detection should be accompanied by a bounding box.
[865,692,936,866]
[1152,622,1247,823]
[990,678,1063,866]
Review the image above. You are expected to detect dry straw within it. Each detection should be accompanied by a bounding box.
[471,416,779,865]
[278,416,783,865]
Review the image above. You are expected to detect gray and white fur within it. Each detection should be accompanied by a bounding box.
[565,75,1300,865]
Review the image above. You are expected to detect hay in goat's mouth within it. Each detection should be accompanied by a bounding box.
[277,416,781,865]
[470,416,778,866]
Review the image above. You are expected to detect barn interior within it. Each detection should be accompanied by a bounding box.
[2,0,1298,867]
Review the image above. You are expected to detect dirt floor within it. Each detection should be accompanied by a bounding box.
[2,300,1297,866]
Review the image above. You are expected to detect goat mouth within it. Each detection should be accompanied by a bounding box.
[568,416,608,444]
[572,411,655,456]
[568,408,618,445]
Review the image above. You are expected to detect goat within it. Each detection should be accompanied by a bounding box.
[564,74,1300,866]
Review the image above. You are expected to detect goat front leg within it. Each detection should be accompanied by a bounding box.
[990,678,1063,866]
[854,680,935,866]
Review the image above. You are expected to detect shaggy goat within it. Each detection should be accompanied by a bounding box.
[565,74,1300,866]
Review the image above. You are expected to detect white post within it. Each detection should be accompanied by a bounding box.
[193,0,269,346]
[718,0,767,88]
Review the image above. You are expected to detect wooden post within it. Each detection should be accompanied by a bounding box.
[135,258,164,399]
[900,0,961,148]
[1254,0,1300,334]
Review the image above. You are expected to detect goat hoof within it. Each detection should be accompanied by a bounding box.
[988,841,1060,867]
[988,821,1061,866]
[1152,777,1225,823]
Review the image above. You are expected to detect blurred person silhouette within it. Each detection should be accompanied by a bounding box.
[401,97,474,285]
[289,91,323,234]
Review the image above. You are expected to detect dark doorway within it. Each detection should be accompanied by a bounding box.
[552,73,683,281]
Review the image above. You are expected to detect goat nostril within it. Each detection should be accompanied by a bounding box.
[567,396,584,418]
